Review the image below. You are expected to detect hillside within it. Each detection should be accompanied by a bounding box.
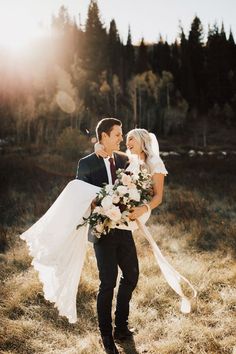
[0,154,235,353]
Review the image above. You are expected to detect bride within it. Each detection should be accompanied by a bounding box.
[20,127,196,325]
[94,128,168,222]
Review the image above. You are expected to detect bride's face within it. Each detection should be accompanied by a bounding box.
[126,135,142,155]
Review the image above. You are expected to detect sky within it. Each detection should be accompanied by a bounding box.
[0,0,235,46]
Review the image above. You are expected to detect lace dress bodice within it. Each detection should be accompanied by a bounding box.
[127,154,168,176]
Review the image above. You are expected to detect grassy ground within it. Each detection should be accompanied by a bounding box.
[0,154,236,354]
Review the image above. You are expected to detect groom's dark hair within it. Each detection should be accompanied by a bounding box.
[96,118,122,141]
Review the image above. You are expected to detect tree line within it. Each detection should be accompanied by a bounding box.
[0,0,235,149]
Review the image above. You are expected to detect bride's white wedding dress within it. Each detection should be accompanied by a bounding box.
[20,155,196,323]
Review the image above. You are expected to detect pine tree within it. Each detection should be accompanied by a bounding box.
[51,6,77,70]
[228,28,236,70]
[151,36,171,75]
[107,19,122,79]
[170,40,181,88]
[206,23,221,106]
[135,38,149,73]
[82,0,108,79]
[206,22,233,107]
[187,16,206,112]
[179,27,195,106]
[123,26,135,82]
[228,29,236,105]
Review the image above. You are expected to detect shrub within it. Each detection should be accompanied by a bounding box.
[56,128,91,160]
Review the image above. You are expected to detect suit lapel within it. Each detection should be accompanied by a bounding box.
[114,152,128,170]
[91,153,129,187]
[94,155,109,185]
[114,153,121,170]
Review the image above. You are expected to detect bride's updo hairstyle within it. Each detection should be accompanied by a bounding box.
[126,128,154,158]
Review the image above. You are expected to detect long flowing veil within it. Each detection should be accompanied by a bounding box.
[149,132,160,157]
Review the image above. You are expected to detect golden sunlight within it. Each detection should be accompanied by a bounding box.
[0,6,46,51]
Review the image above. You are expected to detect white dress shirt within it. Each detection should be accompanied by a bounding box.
[103,155,115,185]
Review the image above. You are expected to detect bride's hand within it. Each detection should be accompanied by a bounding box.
[91,198,97,211]
[129,205,148,220]
[95,142,108,158]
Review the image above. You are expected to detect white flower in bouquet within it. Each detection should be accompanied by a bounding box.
[105,206,122,222]
[77,165,152,238]
[105,184,113,195]
[127,182,136,189]
[108,220,118,229]
[117,185,129,196]
[112,194,120,204]
[93,206,103,214]
[129,188,141,202]
[142,181,151,189]
[121,173,132,186]
[131,173,139,182]
[122,210,130,221]
[122,196,129,205]
[95,223,104,234]
[101,195,113,210]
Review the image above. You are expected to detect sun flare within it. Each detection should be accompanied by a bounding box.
[0,6,46,51]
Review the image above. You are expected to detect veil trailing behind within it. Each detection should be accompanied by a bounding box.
[20,163,196,324]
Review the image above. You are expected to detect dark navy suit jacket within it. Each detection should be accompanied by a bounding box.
[76,152,129,187]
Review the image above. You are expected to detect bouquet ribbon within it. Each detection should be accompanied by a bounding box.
[20,179,196,323]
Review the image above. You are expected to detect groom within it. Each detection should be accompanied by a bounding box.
[76,118,139,354]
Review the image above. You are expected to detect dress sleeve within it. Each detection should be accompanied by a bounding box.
[148,156,168,176]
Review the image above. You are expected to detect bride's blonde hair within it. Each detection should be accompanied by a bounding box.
[126,128,154,158]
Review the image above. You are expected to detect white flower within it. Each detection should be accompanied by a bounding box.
[121,173,132,186]
[105,206,122,222]
[129,188,141,202]
[95,223,104,233]
[105,184,114,195]
[93,206,103,214]
[122,197,129,205]
[107,220,117,229]
[142,182,150,189]
[117,185,129,196]
[128,182,136,189]
[131,173,139,182]
[101,196,113,210]
[112,194,120,204]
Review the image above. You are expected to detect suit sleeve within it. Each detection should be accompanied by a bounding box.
[76,158,91,183]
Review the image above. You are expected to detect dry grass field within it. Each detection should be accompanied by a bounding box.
[0,154,235,354]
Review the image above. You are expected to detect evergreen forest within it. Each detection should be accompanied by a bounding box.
[1,0,236,150]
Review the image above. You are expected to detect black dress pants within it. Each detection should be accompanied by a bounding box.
[94,229,139,336]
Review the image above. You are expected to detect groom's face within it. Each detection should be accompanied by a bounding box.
[102,124,123,153]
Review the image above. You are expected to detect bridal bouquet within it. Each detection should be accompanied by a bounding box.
[77,168,152,238]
